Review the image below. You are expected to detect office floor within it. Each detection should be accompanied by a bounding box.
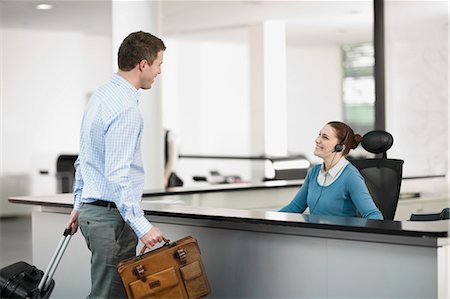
[0,216,32,268]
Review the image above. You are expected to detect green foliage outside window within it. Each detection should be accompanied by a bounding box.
[342,43,375,136]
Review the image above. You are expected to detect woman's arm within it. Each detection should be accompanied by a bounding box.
[278,171,312,213]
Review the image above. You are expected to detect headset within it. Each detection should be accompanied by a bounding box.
[334,129,349,153]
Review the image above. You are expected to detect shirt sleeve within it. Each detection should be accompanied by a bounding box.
[348,171,384,220]
[73,157,83,211]
[104,107,152,238]
[278,171,311,213]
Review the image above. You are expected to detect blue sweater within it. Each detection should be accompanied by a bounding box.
[279,164,383,220]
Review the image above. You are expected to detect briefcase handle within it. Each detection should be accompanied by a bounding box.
[139,236,171,255]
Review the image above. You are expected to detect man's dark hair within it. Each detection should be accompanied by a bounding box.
[118,31,166,71]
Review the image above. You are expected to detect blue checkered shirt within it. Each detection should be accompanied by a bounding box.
[73,73,152,238]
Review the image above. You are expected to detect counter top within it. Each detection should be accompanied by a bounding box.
[9,193,449,244]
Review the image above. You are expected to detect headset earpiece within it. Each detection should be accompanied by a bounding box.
[334,144,343,153]
[334,130,349,153]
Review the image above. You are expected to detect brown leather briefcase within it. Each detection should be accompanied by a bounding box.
[117,236,211,299]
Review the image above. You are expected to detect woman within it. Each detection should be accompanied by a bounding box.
[279,121,383,220]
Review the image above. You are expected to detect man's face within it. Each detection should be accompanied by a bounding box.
[140,50,164,90]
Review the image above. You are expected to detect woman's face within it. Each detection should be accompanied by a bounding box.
[314,124,340,159]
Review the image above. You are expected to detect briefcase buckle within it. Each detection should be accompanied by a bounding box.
[175,248,187,265]
[134,264,146,280]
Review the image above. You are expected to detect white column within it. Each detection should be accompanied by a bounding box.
[112,1,164,189]
[249,21,287,180]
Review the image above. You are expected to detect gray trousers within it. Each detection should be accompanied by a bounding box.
[79,203,138,299]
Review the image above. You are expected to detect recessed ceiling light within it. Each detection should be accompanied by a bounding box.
[346,9,361,15]
[36,4,53,10]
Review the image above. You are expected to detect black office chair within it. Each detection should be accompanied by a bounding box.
[410,208,450,221]
[56,154,78,193]
[350,130,404,220]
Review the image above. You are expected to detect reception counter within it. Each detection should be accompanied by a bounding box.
[8,184,450,299]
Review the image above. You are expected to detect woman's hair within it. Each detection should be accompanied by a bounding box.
[118,31,166,71]
[327,121,362,155]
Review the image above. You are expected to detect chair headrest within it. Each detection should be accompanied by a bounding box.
[361,130,393,154]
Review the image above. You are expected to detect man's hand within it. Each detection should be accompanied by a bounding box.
[140,226,164,249]
[66,209,80,235]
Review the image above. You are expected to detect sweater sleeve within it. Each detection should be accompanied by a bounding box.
[348,169,384,220]
[278,169,312,213]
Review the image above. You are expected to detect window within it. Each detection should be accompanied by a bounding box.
[342,43,375,135]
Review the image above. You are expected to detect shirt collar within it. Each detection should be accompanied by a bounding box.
[111,73,142,101]
[321,157,349,178]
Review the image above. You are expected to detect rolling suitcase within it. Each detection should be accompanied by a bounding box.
[117,236,211,299]
[0,228,72,298]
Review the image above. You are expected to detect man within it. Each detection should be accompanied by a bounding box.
[66,31,166,299]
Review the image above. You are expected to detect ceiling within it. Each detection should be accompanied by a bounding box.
[0,0,112,35]
[160,1,374,45]
[0,0,376,46]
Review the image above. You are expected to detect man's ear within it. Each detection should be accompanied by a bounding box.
[138,59,147,71]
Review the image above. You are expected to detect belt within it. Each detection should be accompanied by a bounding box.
[86,200,117,209]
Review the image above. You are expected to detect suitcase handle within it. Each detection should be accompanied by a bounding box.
[139,237,171,255]
[37,228,72,292]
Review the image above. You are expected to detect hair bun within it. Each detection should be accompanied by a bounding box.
[352,134,363,149]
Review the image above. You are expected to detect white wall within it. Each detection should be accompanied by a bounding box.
[385,0,448,179]
[163,39,251,156]
[0,28,111,197]
[2,29,83,173]
[162,39,342,183]
[84,35,113,96]
[286,46,342,165]
[162,39,253,183]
